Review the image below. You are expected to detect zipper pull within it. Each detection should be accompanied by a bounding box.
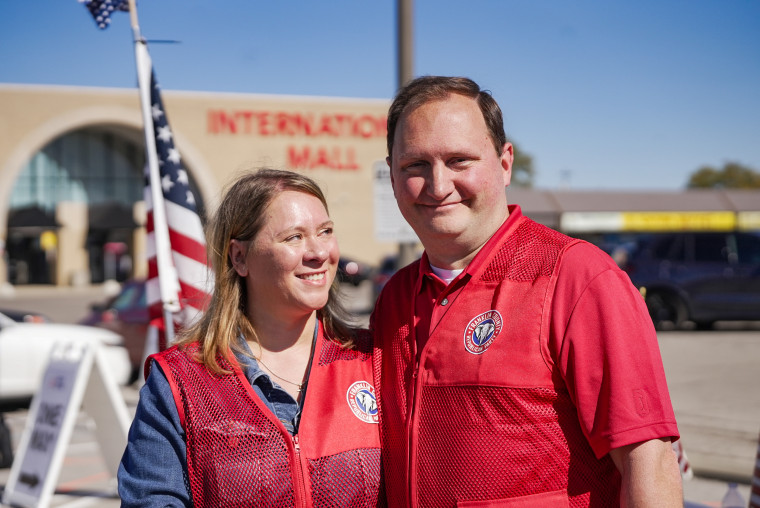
[293,434,301,453]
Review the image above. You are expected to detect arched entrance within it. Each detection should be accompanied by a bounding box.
[5,125,204,286]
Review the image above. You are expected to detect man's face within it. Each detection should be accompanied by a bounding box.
[388,94,513,267]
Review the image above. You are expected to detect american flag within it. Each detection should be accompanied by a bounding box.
[145,71,213,350]
[79,0,129,29]
[77,0,210,352]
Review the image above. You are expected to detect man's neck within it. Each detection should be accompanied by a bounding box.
[424,210,510,270]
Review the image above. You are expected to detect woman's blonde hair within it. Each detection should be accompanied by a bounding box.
[177,168,357,373]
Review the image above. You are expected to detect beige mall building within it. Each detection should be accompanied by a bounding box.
[4,83,759,289]
[0,83,401,287]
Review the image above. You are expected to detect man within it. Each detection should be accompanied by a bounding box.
[371,76,682,507]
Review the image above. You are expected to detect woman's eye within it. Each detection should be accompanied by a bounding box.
[285,234,302,242]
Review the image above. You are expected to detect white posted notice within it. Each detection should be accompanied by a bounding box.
[372,160,418,243]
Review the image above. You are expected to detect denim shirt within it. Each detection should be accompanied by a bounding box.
[118,338,300,507]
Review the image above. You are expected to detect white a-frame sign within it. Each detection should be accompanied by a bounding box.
[3,341,131,508]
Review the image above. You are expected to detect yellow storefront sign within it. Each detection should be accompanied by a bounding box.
[40,231,58,250]
[737,212,760,231]
[621,212,735,232]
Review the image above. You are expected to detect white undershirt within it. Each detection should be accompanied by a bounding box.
[430,264,464,285]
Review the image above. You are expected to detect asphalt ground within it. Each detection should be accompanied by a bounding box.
[0,283,758,507]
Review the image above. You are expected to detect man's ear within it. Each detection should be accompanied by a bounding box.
[386,156,394,187]
[229,239,248,277]
[501,143,514,187]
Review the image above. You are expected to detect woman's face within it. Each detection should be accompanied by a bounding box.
[230,190,339,322]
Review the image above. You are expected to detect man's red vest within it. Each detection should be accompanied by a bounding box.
[372,217,620,507]
[153,327,383,508]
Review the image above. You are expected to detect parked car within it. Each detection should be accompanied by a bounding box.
[622,232,760,329]
[337,257,375,287]
[0,308,50,324]
[372,252,422,299]
[372,255,401,299]
[0,310,131,407]
[79,279,148,383]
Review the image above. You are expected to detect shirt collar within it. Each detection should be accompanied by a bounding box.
[232,334,270,386]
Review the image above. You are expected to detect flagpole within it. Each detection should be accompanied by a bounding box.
[127,0,179,342]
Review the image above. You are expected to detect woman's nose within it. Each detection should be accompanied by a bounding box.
[305,237,328,260]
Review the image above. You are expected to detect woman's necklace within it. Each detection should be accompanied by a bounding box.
[254,319,319,396]
[255,357,305,393]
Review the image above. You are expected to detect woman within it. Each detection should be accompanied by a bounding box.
[118,169,383,507]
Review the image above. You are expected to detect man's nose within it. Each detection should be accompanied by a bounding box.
[427,162,454,199]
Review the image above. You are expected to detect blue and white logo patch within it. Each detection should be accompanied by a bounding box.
[346,381,379,424]
[463,310,503,354]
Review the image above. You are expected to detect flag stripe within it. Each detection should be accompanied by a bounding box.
[173,251,213,293]
[168,230,208,267]
[178,280,210,311]
[144,224,208,267]
[147,243,211,293]
[166,200,206,244]
[147,199,208,245]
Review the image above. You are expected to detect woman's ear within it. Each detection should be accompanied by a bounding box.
[229,239,249,277]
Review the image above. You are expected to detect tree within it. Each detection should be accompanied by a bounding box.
[510,141,534,188]
[687,162,760,189]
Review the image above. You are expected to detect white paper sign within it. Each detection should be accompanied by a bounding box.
[373,160,418,243]
[3,341,130,508]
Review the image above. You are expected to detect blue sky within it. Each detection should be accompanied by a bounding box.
[1,1,758,190]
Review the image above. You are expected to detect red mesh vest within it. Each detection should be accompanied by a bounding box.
[153,327,384,508]
[373,217,621,508]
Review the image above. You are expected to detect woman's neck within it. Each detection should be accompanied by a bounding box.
[249,310,316,354]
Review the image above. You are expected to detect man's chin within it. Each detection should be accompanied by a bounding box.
[414,221,466,242]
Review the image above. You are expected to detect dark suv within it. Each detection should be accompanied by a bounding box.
[622,232,760,329]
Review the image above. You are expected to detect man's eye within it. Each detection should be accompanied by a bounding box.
[285,234,302,242]
[319,227,333,236]
[403,161,425,171]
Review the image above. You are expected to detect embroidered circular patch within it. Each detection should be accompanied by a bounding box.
[463,310,503,354]
[346,381,379,424]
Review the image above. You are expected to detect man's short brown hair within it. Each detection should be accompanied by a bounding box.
[387,76,507,158]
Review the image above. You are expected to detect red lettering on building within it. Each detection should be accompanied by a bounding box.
[353,114,384,138]
[287,145,360,171]
[208,110,240,134]
[208,109,386,139]
[237,111,253,134]
[288,145,312,168]
[275,112,295,136]
[257,111,272,136]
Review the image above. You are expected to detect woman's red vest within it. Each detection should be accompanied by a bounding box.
[151,326,384,507]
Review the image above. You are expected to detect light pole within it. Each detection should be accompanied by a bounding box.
[396,0,418,266]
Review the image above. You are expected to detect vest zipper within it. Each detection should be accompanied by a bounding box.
[292,434,311,507]
[407,358,421,507]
